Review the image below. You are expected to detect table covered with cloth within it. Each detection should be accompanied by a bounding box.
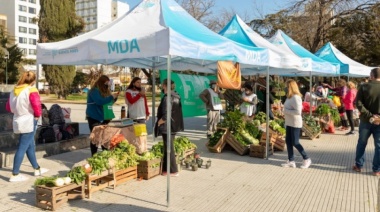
[89,125,147,154]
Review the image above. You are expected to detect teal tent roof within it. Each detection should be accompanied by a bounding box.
[315,42,372,77]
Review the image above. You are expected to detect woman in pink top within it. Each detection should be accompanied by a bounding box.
[343,81,357,135]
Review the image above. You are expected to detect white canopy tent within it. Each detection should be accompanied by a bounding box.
[315,42,373,77]
[219,15,315,76]
[37,0,291,207]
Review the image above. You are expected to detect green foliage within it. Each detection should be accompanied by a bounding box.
[72,72,89,89]
[303,115,321,134]
[150,136,197,156]
[219,110,245,132]
[43,65,76,99]
[66,166,86,185]
[0,27,23,84]
[39,0,84,98]
[316,104,331,116]
[208,129,225,147]
[254,112,267,124]
[330,109,341,125]
[34,176,58,187]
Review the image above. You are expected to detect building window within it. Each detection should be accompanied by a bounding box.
[20,48,27,56]
[20,0,26,1]
[29,17,36,24]
[19,5,27,12]
[19,16,27,23]
[29,28,37,34]
[19,37,27,44]
[29,7,36,14]
[29,38,36,45]
[93,17,96,20]
[29,49,37,55]
[29,0,36,3]
[87,17,90,21]
[19,26,27,33]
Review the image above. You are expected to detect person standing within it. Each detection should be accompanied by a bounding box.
[154,79,184,176]
[125,77,150,123]
[323,80,348,130]
[6,71,49,182]
[240,84,257,117]
[281,79,311,169]
[353,68,380,176]
[343,81,357,135]
[86,75,119,155]
[199,80,224,138]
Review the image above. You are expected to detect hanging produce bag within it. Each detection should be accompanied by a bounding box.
[217,61,241,90]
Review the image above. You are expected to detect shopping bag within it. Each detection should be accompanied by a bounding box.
[217,61,241,90]
[332,96,341,107]
[103,103,115,120]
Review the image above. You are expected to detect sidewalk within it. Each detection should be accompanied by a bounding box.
[0,103,378,211]
[1,127,378,211]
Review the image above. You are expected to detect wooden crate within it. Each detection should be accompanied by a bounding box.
[206,128,228,153]
[113,166,137,186]
[302,123,321,140]
[182,148,196,158]
[85,166,137,199]
[225,132,249,156]
[35,182,84,211]
[274,136,286,151]
[249,145,273,158]
[259,131,278,145]
[137,158,161,180]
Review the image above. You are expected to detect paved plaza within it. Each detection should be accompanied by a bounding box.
[0,103,379,212]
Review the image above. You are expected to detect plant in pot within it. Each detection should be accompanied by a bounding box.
[196,158,203,168]
[206,159,212,168]
[184,158,191,169]
[191,162,198,171]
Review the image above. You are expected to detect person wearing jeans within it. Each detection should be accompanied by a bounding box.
[281,79,311,169]
[343,81,357,135]
[353,68,380,176]
[6,71,48,182]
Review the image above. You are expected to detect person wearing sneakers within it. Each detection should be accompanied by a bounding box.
[353,68,380,176]
[155,79,184,177]
[6,71,48,182]
[343,81,357,135]
[281,79,311,169]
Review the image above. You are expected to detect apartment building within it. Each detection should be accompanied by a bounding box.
[75,0,129,33]
[0,14,6,29]
[0,0,40,65]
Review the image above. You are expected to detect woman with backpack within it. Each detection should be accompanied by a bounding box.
[6,71,49,182]
[86,75,119,155]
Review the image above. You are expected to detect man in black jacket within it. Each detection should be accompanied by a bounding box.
[155,79,184,177]
[353,67,380,176]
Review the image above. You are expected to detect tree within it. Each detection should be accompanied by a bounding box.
[38,0,84,99]
[251,0,377,52]
[329,3,380,66]
[0,26,24,84]
[72,71,89,90]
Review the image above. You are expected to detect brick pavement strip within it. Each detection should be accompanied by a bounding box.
[0,103,378,211]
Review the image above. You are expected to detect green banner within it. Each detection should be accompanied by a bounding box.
[159,71,216,117]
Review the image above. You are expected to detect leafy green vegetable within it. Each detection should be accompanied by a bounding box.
[66,166,86,185]
[34,176,58,187]
[208,129,225,147]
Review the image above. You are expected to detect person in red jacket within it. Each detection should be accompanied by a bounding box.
[125,77,150,123]
[343,81,357,135]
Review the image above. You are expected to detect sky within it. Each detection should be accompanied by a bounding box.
[121,0,293,19]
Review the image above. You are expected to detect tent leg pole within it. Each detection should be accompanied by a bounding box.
[266,67,270,160]
[152,68,156,143]
[166,55,172,208]
[310,71,312,116]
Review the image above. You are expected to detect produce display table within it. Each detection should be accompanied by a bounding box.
[137,158,161,180]
[35,182,85,211]
[90,125,147,154]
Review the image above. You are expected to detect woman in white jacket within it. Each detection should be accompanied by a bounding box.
[281,79,311,169]
[6,71,48,182]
